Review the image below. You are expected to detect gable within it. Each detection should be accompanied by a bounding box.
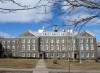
[78,30,95,37]
[18,30,35,37]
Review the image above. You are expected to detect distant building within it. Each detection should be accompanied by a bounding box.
[0,29,98,60]
[97,42,100,58]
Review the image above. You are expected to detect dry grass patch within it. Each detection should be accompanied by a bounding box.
[0,59,38,68]
[45,59,100,70]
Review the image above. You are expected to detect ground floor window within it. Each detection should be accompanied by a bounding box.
[22,52,25,57]
[32,53,35,57]
[27,52,30,57]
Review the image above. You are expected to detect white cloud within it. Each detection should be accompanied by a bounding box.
[0,31,11,37]
[0,0,53,22]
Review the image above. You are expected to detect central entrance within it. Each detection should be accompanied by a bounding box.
[39,51,45,59]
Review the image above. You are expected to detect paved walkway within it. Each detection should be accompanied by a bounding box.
[33,59,48,73]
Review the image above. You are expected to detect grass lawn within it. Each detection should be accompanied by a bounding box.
[0,59,38,68]
[45,59,100,70]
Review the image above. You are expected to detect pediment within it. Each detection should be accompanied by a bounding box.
[78,30,95,37]
[18,30,35,37]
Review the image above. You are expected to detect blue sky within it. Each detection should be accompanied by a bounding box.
[0,0,100,42]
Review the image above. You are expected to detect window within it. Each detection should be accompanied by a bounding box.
[7,40,10,45]
[73,44,76,50]
[45,45,48,50]
[86,53,89,58]
[7,46,10,49]
[13,53,16,57]
[56,39,59,43]
[62,53,65,57]
[22,53,25,57]
[80,44,83,50]
[73,39,75,43]
[32,39,35,43]
[57,53,59,57]
[85,38,88,43]
[92,53,94,57]
[86,44,89,50]
[90,39,93,43]
[45,39,48,43]
[22,44,25,50]
[27,52,30,57]
[27,45,30,50]
[62,45,65,50]
[81,52,84,58]
[80,38,83,43]
[12,40,15,45]
[62,39,64,43]
[12,46,15,51]
[50,44,53,50]
[56,45,59,50]
[22,39,25,43]
[91,44,94,50]
[27,39,30,43]
[2,41,5,45]
[51,38,54,43]
[46,53,48,57]
[32,53,35,57]
[51,53,54,57]
[32,44,35,50]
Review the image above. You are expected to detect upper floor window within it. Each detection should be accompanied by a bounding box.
[86,44,89,50]
[62,45,65,50]
[27,39,30,43]
[7,40,10,45]
[45,45,48,50]
[80,44,83,50]
[56,39,59,43]
[85,38,88,43]
[27,45,30,50]
[51,38,54,43]
[32,39,35,43]
[22,39,25,43]
[32,44,35,50]
[12,40,15,45]
[62,39,64,43]
[56,44,59,50]
[2,41,5,45]
[50,44,53,50]
[62,53,65,57]
[80,38,83,43]
[12,46,15,51]
[45,39,48,43]
[22,44,25,50]
[91,44,94,50]
[90,38,93,43]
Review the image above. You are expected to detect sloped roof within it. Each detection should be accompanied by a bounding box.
[18,30,36,37]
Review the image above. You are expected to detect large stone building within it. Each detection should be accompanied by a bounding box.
[0,29,98,60]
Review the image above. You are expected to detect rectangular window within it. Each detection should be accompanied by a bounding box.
[2,41,5,45]
[7,40,10,45]
[32,39,35,43]
[27,39,30,43]
[92,53,94,57]
[22,53,25,57]
[51,38,54,43]
[27,45,30,50]
[12,40,15,45]
[90,38,93,43]
[62,45,65,50]
[62,53,65,57]
[91,44,94,50]
[45,45,48,50]
[51,53,54,57]
[32,53,35,57]
[86,44,89,50]
[80,44,83,50]
[56,39,59,43]
[22,39,25,43]
[22,44,25,50]
[80,38,83,43]
[45,39,48,43]
[27,52,30,57]
[62,39,64,43]
[56,45,59,50]
[85,38,88,43]
[86,53,89,58]
[12,46,15,51]
[46,53,48,57]
[32,44,35,50]
[81,52,84,58]
[7,46,10,49]
[50,44,53,50]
